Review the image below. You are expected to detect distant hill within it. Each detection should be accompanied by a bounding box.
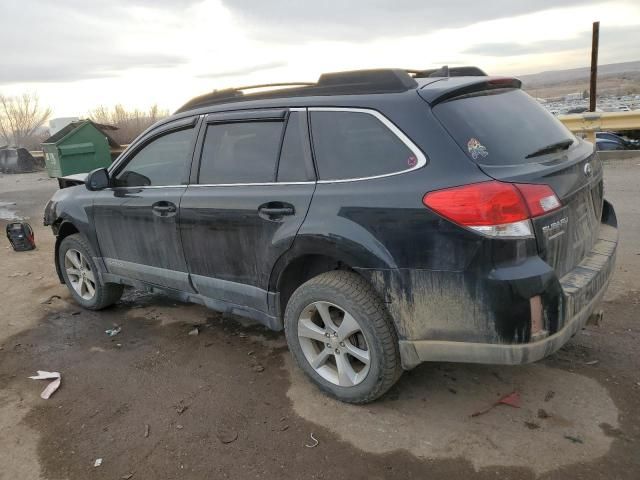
[518,61,640,98]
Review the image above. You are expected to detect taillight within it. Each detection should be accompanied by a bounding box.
[422,181,561,238]
[515,183,561,217]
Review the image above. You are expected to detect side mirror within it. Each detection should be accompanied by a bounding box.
[86,168,110,191]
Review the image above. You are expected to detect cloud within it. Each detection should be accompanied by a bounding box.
[221,0,600,42]
[463,24,640,57]
[0,0,189,84]
[0,55,188,84]
[195,61,288,79]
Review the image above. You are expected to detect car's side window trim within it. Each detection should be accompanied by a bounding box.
[190,107,316,187]
[272,112,290,182]
[205,108,287,124]
[308,107,428,183]
[107,116,201,188]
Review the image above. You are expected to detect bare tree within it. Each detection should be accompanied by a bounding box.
[88,104,169,145]
[0,93,52,148]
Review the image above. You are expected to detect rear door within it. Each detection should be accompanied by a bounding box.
[433,88,604,277]
[93,117,199,291]
[179,108,316,313]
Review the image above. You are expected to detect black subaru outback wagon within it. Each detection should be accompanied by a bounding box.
[44,68,618,403]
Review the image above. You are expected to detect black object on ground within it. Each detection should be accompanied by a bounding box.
[0,147,41,173]
[6,222,36,251]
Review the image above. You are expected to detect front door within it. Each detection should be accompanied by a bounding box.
[92,118,199,291]
[179,109,316,313]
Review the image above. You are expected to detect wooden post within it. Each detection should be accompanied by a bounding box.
[587,21,599,143]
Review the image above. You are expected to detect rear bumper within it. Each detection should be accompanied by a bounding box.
[397,203,618,369]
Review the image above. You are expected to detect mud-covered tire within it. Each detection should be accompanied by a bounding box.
[58,233,123,310]
[284,270,402,404]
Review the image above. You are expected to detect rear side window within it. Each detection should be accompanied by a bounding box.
[310,110,417,181]
[434,89,576,166]
[199,121,283,184]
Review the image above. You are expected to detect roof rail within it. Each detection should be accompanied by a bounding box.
[230,82,316,91]
[175,67,485,113]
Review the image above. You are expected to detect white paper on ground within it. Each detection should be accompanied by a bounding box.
[28,371,61,399]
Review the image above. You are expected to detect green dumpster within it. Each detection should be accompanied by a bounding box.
[41,120,119,178]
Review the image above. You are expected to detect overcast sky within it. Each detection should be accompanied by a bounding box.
[1,0,639,117]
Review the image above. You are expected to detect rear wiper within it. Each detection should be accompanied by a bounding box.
[525,139,574,159]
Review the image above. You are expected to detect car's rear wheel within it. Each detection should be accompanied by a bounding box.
[284,270,401,403]
[58,233,123,310]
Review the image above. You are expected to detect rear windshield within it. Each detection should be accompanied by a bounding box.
[433,89,576,166]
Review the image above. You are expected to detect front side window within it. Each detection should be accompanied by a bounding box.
[114,128,194,187]
[310,110,417,181]
[199,121,284,184]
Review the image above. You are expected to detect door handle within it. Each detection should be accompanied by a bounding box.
[152,201,177,217]
[258,202,295,220]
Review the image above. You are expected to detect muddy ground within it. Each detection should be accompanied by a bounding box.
[0,160,639,479]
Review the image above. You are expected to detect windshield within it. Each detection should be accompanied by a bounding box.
[433,89,576,166]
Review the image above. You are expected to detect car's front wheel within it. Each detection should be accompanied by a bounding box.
[284,270,402,404]
[58,233,123,310]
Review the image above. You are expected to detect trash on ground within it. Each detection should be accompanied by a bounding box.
[94,458,103,467]
[28,371,61,399]
[188,327,199,336]
[121,474,134,479]
[105,326,122,337]
[41,294,61,304]
[471,391,521,417]
[144,424,150,438]
[0,147,42,173]
[252,364,265,373]
[216,428,238,444]
[305,433,319,448]
[498,391,521,408]
[8,271,32,278]
[564,435,584,444]
[538,408,552,419]
[585,360,600,365]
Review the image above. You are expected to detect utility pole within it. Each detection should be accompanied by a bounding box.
[587,21,599,143]
[589,21,599,113]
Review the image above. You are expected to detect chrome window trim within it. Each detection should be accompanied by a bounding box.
[107,107,427,188]
[106,185,186,191]
[191,181,315,187]
[108,181,316,190]
[308,107,428,184]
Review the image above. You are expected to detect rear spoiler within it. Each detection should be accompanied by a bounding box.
[418,77,522,106]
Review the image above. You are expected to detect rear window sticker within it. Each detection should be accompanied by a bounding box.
[467,138,488,160]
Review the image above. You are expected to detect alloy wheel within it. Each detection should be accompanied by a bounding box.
[64,248,96,300]
[297,301,371,387]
